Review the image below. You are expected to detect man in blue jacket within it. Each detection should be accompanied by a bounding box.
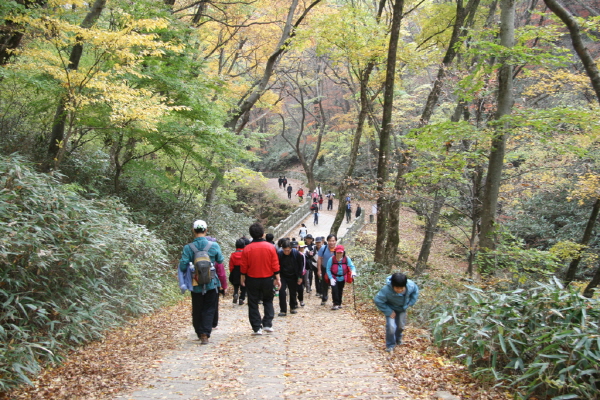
[374,273,419,353]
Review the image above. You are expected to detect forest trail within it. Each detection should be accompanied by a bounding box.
[264,177,370,240]
[117,289,409,400]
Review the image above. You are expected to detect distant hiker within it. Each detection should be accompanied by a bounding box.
[345,201,352,223]
[278,176,283,189]
[178,220,226,345]
[313,209,319,225]
[326,245,356,310]
[283,176,288,190]
[317,234,337,306]
[346,193,351,203]
[287,184,293,199]
[355,203,362,218]
[296,187,304,202]
[229,238,247,306]
[326,191,335,211]
[304,234,323,295]
[290,237,299,248]
[318,194,324,210]
[266,233,275,245]
[297,241,308,304]
[240,223,281,335]
[374,273,419,353]
[317,183,322,196]
[277,239,304,316]
[312,190,319,202]
[299,224,308,241]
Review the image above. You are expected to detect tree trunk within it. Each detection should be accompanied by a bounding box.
[415,191,446,275]
[564,198,600,285]
[478,0,515,272]
[374,0,404,263]
[0,0,47,66]
[383,152,410,265]
[46,0,107,171]
[543,0,600,104]
[583,262,600,298]
[419,0,481,126]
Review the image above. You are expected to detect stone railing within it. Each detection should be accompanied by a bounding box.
[268,201,311,240]
[338,211,365,246]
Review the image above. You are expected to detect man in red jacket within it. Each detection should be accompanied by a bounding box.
[240,223,281,335]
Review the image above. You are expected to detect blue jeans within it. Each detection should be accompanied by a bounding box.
[385,311,407,349]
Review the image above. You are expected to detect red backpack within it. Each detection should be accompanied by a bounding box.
[330,256,353,283]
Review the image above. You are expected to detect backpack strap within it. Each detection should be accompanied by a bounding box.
[203,241,213,252]
[189,243,198,253]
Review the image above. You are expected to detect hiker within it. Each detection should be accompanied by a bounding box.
[317,183,322,196]
[318,194,324,210]
[317,234,337,306]
[276,239,304,316]
[345,201,352,223]
[296,187,304,202]
[178,220,226,345]
[287,184,293,199]
[313,209,319,225]
[355,203,362,218]
[374,272,419,352]
[278,176,283,189]
[229,238,247,306]
[266,233,276,245]
[282,176,288,190]
[326,245,357,310]
[304,234,319,294]
[240,222,281,335]
[326,191,335,210]
[297,241,308,306]
[299,223,308,241]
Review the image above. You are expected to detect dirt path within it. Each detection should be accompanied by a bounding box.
[118,290,409,400]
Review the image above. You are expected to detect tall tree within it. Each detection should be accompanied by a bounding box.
[477,0,515,271]
[45,0,107,171]
[374,0,405,263]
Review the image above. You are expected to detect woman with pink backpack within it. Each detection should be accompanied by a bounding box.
[325,245,357,310]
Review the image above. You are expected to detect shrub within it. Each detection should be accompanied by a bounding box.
[431,279,600,399]
[0,154,177,390]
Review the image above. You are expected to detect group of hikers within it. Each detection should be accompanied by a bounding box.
[178,219,419,353]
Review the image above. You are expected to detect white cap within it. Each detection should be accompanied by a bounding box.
[193,220,207,230]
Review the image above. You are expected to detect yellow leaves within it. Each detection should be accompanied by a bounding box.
[568,173,600,204]
[522,68,590,97]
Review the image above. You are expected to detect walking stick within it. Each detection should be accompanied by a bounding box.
[353,279,356,311]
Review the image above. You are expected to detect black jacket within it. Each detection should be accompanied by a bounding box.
[277,248,305,279]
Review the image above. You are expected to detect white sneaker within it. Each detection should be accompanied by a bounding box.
[252,328,263,335]
[263,327,274,333]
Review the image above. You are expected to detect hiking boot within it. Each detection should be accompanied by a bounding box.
[278,312,287,317]
[239,299,245,306]
[290,309,298,314]
[252,328,263,335]
[233,294,238,304]
[263,326,274,333]
[300,302,305,307]
[200,334,209,345]
[385,347,394,353]
[315,293,321,297]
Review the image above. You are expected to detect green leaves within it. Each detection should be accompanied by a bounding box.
[0,154,177,391]
[431,280,600,399]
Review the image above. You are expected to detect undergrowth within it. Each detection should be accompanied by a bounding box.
[0,154,178,390]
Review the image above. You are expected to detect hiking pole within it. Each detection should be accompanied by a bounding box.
[353,280,356,311]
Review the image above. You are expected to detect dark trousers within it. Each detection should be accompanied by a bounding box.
[279,275,298,313]
[213,299,219,328]
[191,289,218,338]
[314,213,318,225]
[346,210,351,223]
[287,191,292,199]
[311,267,321,294]
[233,283,246,300]
[331,280,346,306]
[327,200,333,210]
[320,267,329,302]
[246,276,275,331]
[297,278,304,303]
